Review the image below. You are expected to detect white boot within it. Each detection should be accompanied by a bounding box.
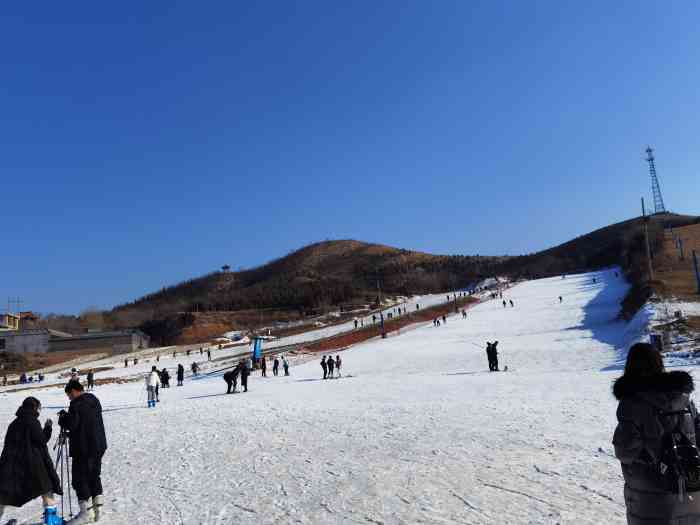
[67,500,92,524]
[92,495,104,522]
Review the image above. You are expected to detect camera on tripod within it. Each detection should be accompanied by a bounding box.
[57,410,70,431]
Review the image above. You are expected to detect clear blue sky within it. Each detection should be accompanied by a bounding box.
[3,2,699,314]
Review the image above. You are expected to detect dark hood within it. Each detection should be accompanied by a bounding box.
[69,392,102,412]
[613,370,694,400]
[15,405,39,419]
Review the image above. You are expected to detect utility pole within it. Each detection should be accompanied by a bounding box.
[377,278,386,339]
[642,198,654,282]
[692,250,700,295]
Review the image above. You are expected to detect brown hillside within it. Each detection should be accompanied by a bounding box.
[654,223,700,299]
[107,214,699,338]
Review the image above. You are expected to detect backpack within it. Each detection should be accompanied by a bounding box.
[657,408,700,501]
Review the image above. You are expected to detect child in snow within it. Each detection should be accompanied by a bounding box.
[335,355,342,377]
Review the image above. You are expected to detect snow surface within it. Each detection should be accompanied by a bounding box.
[0,269,682,524]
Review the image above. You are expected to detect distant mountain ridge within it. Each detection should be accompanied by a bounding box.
[110,213,699,326]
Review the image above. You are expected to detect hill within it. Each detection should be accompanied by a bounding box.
[105,213,698,335]
[111,241,510,325]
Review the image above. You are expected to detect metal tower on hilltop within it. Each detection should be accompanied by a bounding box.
[646,146,667,214]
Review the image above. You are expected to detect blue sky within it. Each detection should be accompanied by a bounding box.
[2,1,699,314]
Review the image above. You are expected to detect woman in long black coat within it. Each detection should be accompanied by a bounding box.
[0,397,62,522]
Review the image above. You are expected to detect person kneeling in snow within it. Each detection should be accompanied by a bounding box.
[58,380,107,524]
[0,397,63,525]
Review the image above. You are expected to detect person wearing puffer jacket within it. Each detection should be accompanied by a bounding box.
[613,342,700,524]
[145,366,161,408]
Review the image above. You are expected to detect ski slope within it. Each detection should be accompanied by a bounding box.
[0,269,668,524]
[265,292,458,349]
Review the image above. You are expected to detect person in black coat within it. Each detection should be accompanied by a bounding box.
[273,357,280,377]
[0,397,62,524]
[177,364,185,386]
[223,366,240,394]
[321,356,328,379]
[240,361,250,392]
[613,343,700,524]
[327,356,335,378]
[261,356,267,377]
[58,380,107,524]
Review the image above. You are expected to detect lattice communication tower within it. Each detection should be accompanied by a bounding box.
[646,146,666,214]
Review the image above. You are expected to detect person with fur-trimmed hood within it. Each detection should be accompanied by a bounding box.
[0,397,63,525]
[613,342,700,524]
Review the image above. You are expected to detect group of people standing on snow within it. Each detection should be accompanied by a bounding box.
[433,315,447,327]
[320,355,342,379]
[260,355,289,377]
[0,380,107,525]
[223,360,251,394]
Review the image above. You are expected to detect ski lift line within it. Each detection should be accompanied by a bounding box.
[198,343,303,378]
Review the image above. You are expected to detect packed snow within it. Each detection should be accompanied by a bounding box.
[2,268,689,524]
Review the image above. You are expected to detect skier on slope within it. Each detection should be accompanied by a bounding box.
[503,300,507,308]
[321,356,328,380]
[261,356,267,377]
[273,357,280,377]
[327,355,335,378]
[58,380,107,524]
[177,364,185,386]
[613,343,700,523]
[0,397,63,525]
[282,355,290,376]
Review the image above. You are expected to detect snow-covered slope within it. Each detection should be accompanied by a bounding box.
[0,269,663,524]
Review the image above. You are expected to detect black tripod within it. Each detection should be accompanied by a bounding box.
[54,427,73,522]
